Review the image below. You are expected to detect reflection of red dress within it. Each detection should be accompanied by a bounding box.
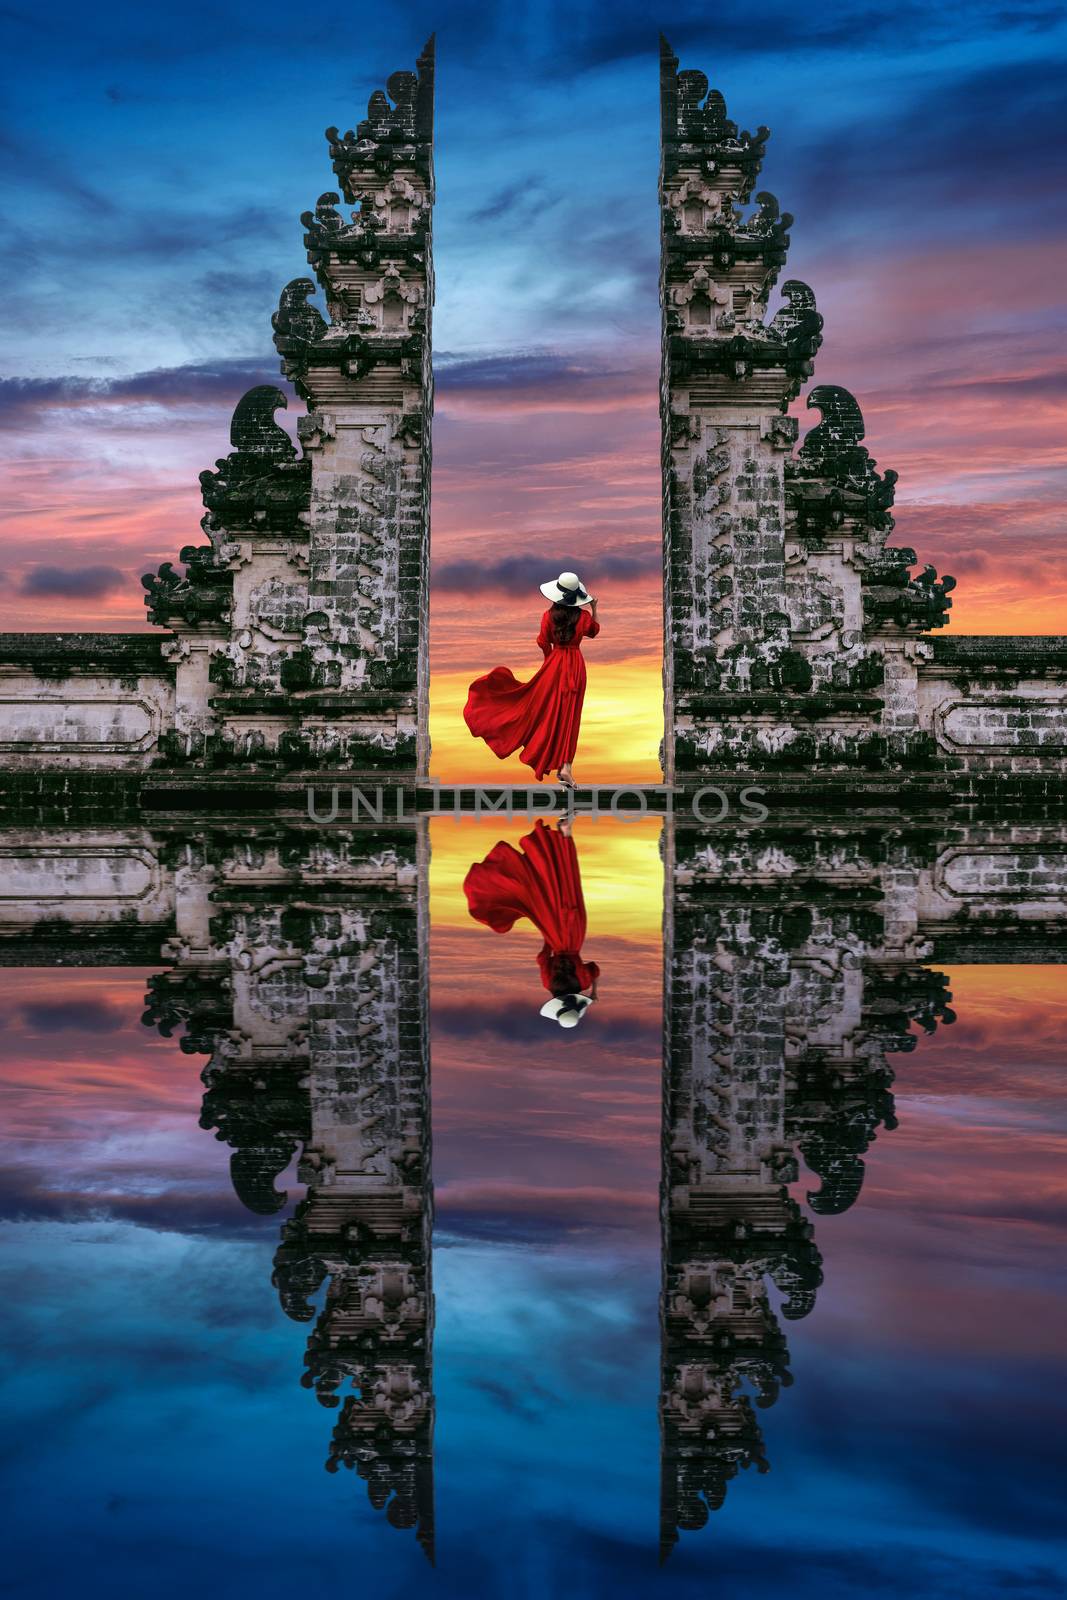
[464,608,600,779]
[463,821,600,995]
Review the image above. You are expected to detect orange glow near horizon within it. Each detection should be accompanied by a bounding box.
[429,653,665,785]
[428,813,664,946]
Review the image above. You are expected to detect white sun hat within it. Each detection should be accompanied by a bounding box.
[540,571,592,607]
[540,993,594,1028]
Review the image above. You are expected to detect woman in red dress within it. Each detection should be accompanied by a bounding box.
[463,817,600,1029]
[464,570,600,787]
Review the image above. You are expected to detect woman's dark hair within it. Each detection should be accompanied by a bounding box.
[550,601,581,645]
[548,951,582,995]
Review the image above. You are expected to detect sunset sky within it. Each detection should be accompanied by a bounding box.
[2,0,1065,785]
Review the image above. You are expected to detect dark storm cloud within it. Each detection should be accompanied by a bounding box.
[109,205,290,260]
[661,1536,1067,1596]
[432,1000,660,1049]
[553,0,1067,75]
[908,1191,1067,1231]
[468,1374,561,1419]
[944,548,992,575]
[18,565,128,599]
[436,349,627,391]
[800,1357,1067,1547]
[435,1204,641,1248]
[102,84,156,104]
[935,368,1067,399]
[0,115,289,252]
[467,177,547,223]
[0,358,283,424]
[790,56,1067,223]
[17,997,127,1033]
[0,127,118,217]
[433,546,660,594]
[0,1171,274,1238]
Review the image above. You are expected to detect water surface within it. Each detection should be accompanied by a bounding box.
[0,817,1063,1598]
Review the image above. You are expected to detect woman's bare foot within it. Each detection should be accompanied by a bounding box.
[558,763,576,788]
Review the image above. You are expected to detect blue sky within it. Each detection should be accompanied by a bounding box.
[4,0,1064,370]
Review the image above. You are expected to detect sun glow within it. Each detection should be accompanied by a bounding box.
[428,814,664,946]
[428,653,664,786]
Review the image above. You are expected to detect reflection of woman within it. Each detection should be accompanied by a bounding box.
[463,817,600,1029]
[463,571,600,788]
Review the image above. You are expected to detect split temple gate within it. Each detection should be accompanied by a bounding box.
[0,35,1063,808]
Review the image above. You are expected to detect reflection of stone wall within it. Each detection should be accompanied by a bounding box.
[673,822,1067,934]
[0,832,171,934]
[0,833,167,923]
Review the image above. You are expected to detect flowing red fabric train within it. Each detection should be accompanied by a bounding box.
[463,821,601,994]
[463,607,601,779]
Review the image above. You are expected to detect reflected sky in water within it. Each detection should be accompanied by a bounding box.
[0,817,1064,1598]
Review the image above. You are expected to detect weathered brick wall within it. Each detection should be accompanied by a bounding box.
[0,826,170,925]
[918,639,1067,775]
[274,41,435,774]
[0,636,174,770]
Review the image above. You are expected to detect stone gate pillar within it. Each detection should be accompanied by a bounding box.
[659,36,822,782]
[274,37,435,775]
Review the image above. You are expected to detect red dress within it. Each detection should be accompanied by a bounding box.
[464,607,601,779]
[463,821,601,995]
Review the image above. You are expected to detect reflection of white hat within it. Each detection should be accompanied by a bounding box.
[540,993,594,1029]
[540,571,592,607]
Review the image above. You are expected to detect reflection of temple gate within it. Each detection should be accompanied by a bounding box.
[1,811,1065,1554]
[172,827,435,1553]
[1,821,435,1555]
[658,814,1067,1553]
